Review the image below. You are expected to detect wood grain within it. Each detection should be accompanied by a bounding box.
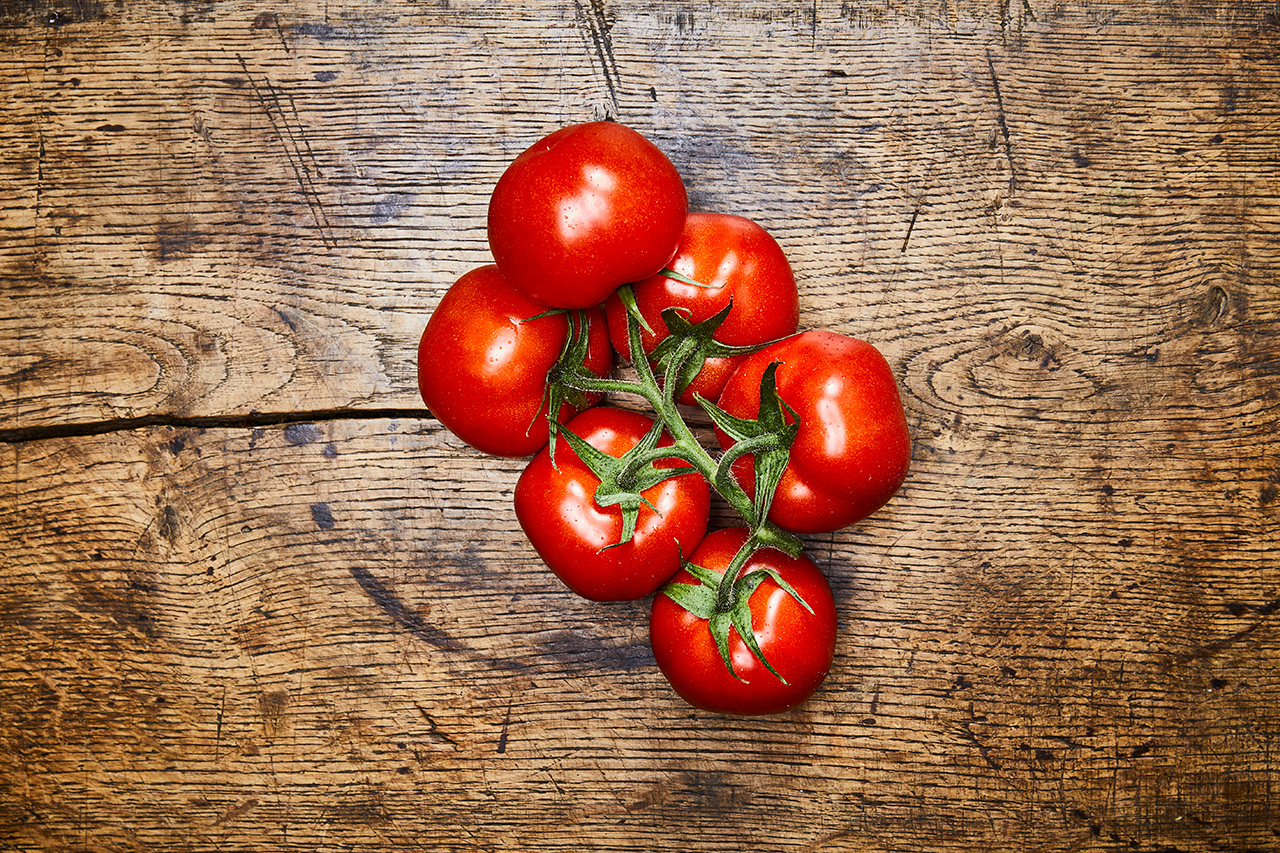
[2,1,1279,851]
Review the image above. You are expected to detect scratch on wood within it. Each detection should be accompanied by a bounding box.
[986,49,1017,195]
[251,11,290,52]
[496,699,512,754]
[574,0,620,118]
[214,684,226,756]
[236,54,335,248]
[280,85,324,182]
[901,206,920,252]
[414,704,459,748]
[959,704,1001,770]
[348,565,465,652]
[1186,595,1280,661]
[998,0,1035,38]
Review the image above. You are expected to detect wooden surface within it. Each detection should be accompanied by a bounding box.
[2,1,1279,850]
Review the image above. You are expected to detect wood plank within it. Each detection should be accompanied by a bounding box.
[3,1,1279,851]
[2,2,1278,429]
[1,414,1275,851]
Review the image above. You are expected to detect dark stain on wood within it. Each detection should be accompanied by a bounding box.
[310,501,335,530]
[285,423,321,446]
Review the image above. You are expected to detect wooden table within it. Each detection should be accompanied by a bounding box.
[3,2,1278,850]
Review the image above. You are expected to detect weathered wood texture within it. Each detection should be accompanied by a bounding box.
[2,1,1279,851]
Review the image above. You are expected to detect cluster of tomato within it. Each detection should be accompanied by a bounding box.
[418,121,911,715]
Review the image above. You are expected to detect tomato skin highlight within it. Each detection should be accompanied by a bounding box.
[604,212,799,406]
[717,330,912,533]
[514,407,711,602]
[417,264,612,458]
[650,527,837,715]
[487,122,689,309]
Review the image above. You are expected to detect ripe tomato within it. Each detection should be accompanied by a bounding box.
[514,407,710,602]
[604,212,800,405]
[487,121,688,309]
[716,330,911,533]
[417,264,612,458]
[650,526,837,715]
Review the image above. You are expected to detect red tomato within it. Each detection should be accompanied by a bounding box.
[604,212,800,405]
[717,330,911,533]
[487,122,688,309]
[514,407,711,602]
[650,527,837,715]
[417,264,612,458]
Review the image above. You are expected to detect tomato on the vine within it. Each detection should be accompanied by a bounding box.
[716,330,911,533]
[487,121,688,309]
[417,264,612,458]
[604,212,800,405]
[650,526,837,715]
[514,407,711,602]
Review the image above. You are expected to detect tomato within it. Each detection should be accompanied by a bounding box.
[514,407,711,602]
[417,264,612,458]
[604,212,800,405]
[716,330,911,534]
[650,526,837,715]
[487,121,688,309]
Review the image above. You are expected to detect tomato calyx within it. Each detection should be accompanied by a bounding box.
[696,361,799,532]
[556,301,806,550]
[653,303,768,402]
[653,361,813,684]
[660,535,815,684]
[540,308,615,463]
[555,418,697,549]
[615,282,786,404]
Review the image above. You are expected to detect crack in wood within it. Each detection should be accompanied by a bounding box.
[0,407,432,445]
[496,699,511,754]
[413,704,460,749]
[986,49,1017,195]
[901,205,920,252]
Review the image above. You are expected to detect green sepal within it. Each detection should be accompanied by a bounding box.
[708,610,740,681]
[659,556,812,685]
[682,561,723,588]
[555,419,695,550]
[744,566,814,616]
[697,362,800,528]
[658,563,719,621]
[613,283,655,336]
[648,301,780,401]
[726,572,783,683]
[539,309,596,467]
[650,304,727,398]
[659,267,716,288]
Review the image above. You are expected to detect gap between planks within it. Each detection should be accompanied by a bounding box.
[0,407,432,445]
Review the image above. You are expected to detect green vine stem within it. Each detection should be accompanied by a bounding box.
[547,284,815,681]
[554,286,804,559]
